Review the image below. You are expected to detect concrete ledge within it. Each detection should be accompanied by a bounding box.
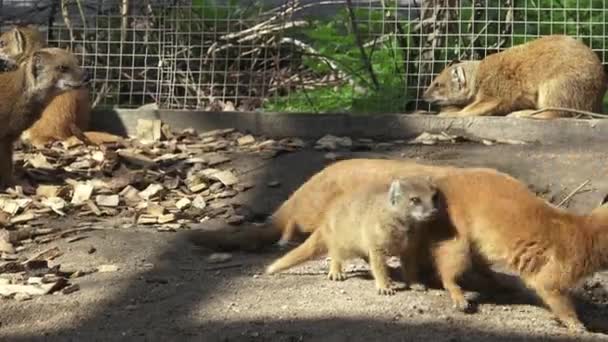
[91,109,607,145]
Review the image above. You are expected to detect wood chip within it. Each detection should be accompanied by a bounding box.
[136,119,163,144]
[96,195,119,207]
[146,203,165,216]
[36,185,64,198]
[139,184,163,200]
[0,278,67,297]
[117,150,156,168]
[71,183,94,205]
[205,153,231,166]
[175,198,191,210]
[158,214,176,224]
[211,170,239,186]
[24,246,62,263]
[41,197,67,215]
[28,153,54,169]
[97,264,120,273]
[237,135,255,146]
[137,214,157,224]
[10,212,36,224]
[192,195,207,210]
[86,200,102,216]
[189,182,208,193]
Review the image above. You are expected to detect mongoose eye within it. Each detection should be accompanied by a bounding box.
[409,196,421,205]
[0,41,4,48]
[57,65,69,73]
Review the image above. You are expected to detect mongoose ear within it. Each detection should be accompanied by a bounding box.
[388,180,403,206]
[447,59,460,67]
[599,193,608,207]
[13,28,25,54]
[454,65,466,90]
[29,50,48,80]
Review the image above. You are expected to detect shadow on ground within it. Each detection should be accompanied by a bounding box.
[3,137,608,341]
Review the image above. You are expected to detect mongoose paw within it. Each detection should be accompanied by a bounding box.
[452,298,473,313]
[406,283,428,292]
[377,286,396,296]
[328,271,346,281]
[561,319,587,334]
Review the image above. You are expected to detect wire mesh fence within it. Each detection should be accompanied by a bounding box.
[0,0,606,113]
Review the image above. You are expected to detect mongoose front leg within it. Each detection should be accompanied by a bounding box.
[0,140,14,190]
[369,249,395,295]
[434,239,473,312]
[439,98,501,117]
[327,252,346,281]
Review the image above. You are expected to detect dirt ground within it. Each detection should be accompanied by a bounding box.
[3,141,608,341]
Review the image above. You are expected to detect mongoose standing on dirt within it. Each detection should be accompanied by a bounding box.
[0,25,120,146]
[0,47,89,188]
[423,35,607,119]
[431,168,608,333]
[187,159,458,252]
[266,177,440,295]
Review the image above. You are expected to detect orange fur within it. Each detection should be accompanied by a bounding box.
[0,48,88,188]
[423,35,607,118]
[0,25,123,147]
[187,159,458,252]
[431,168,608,332]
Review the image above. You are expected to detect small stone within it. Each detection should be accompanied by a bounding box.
[87,246,96,254]
[206,253,232,264]
[267,181,280,188]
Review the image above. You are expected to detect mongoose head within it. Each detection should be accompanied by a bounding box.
[387,176,439,222]
[25,48,89,96]
[423,61,479,106]
[0,25,46,68]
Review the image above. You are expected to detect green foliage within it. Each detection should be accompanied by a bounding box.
[265,7,413,113]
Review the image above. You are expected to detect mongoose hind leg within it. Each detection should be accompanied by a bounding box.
[533,286,586,333]
[434,238,474,312]
[369,248,396,295]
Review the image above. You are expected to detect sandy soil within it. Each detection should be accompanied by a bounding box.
[3,141,608,342]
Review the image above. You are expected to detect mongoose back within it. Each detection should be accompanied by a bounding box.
[0,25,121,146]
[0,47,88,187]
[187,159,459,252]
[431,168,608,332]
[423,35,607,119]
[266,177,440,295]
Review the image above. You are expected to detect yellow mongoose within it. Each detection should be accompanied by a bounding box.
[423,35,607,118]
[266,177,439,295]
[0,25,121,146]
[432,168,608,332]
[0,48,88,188]
[187,159,459,252]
